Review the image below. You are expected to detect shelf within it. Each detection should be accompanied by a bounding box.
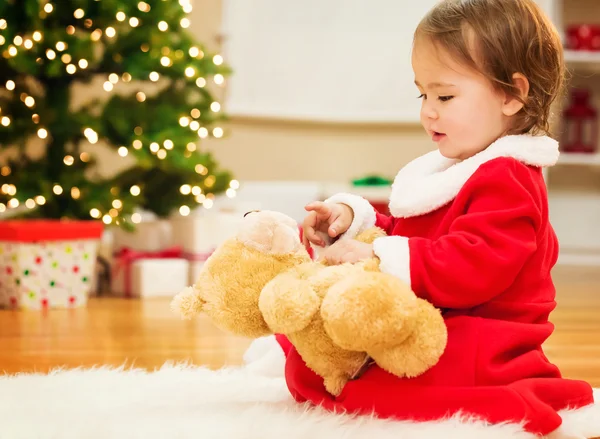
[557,152,600,166]
[564,50,600,64]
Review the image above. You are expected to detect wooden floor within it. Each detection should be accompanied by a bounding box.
[0,266,599,388]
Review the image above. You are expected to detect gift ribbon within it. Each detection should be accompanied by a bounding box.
[112,246,183,297]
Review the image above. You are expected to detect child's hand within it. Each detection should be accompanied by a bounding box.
[302,202,354,248]
[318,239,374,265]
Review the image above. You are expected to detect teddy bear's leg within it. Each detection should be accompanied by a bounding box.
[367,298,447,378]
[259,273,321,334]
[321,271,420,352]
[323,373,349,397]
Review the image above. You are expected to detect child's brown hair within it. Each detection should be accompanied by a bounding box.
[414,0,565,136]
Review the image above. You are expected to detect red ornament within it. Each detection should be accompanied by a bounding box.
[9,296,17,307]
[561,88,598,154]
[69,296,76,305]
[41,298,49,308]
[73,265,80,273]
[567,24,600,51]
[35,256,43,264]
[6,266,12,275]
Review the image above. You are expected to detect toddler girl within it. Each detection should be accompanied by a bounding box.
[292,0,599,435]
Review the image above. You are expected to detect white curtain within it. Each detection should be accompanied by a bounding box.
[220,0,435,123]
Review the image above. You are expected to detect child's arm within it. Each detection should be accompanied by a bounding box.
[373,159,542,310]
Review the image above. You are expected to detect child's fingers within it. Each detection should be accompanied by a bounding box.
[328,214,346,238]
[305,202,330,216]
[305,230,324,247]
[303,212,324,246]
[302,230,319,248]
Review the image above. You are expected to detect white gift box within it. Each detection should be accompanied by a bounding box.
[112,220,172,254]
[188,260,206,286]
[171,213,243,255]
[111,217,176,295]
[112,257,189,298]
[111,247,186,297]
[129,258,190,298]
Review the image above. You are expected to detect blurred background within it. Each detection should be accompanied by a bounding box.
[0,0,598,385]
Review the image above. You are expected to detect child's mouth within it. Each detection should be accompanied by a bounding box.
[432,132,446,142]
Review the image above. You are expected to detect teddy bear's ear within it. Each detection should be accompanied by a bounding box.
[170,286,206,319]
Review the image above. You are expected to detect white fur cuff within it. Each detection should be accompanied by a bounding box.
[325,193,377,240]
[373,236,412,287]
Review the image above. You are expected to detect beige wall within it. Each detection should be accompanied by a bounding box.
[190,0,433,183]
[203,118,432,182]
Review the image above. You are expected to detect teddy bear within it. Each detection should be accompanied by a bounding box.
[171,210,447,396]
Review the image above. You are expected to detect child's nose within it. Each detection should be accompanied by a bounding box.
[421,102,439,120]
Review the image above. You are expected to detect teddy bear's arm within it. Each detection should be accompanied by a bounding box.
[368,298,447,378]
[321,271,447,379]
[321,271,421,352]
[259,270,321,334]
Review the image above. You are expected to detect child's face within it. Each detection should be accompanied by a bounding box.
[412,38,511,160]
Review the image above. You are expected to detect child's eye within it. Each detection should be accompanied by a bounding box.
[439,96,454,102]
[417,94,426,100]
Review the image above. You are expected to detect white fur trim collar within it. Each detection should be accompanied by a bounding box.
[389,135,559,218]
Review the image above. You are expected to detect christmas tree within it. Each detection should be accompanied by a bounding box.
[0,0,235,229]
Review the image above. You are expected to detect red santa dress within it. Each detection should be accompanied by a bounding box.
[276,134,595,436]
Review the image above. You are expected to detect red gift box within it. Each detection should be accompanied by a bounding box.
[0,220,104,309]
[0,220,104,242]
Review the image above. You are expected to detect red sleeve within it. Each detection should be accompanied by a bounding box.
[373,160,541,309]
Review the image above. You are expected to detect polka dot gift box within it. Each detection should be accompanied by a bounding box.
[0,220,103,310]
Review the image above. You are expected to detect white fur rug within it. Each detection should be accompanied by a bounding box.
[0,336,599,439]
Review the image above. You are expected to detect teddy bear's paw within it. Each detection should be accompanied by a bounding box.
[259,275,320,334]
[321,272,420,352]
[368,299,447,378]
[237,210,303,255]
[170,286,205,320]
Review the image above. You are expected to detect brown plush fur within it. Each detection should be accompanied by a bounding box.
[171,210,447,396]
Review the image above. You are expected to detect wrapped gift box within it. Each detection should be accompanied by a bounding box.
[111,247,186,297]
[130,258,190,298]
[0,220,104,310]
[188,260,206,286]
[170,212,245,286]
[110,213,174,295]
[171,212,244,255]
[111,219,172,254]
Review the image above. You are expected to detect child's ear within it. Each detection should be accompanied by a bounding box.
[502,73,530,117]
